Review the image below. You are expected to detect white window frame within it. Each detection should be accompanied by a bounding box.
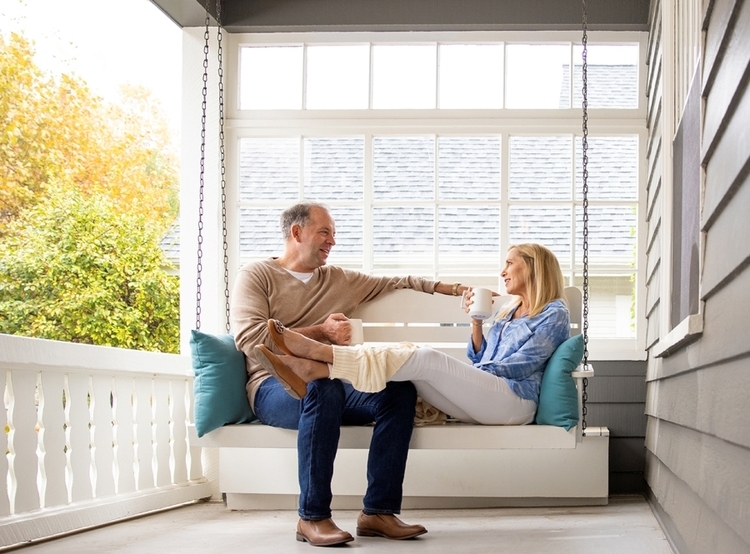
[220,30,649,361]
[653,0,705,359]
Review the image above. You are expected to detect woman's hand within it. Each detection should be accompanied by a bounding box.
[462,287,475,314]
[462,286,499,315]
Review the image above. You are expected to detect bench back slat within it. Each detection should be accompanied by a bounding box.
[352,286,582,346]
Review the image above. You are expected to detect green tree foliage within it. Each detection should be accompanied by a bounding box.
[0,32,57,230]
[0,32,178,235]
[0,31,180,352]
[0,188,180,353]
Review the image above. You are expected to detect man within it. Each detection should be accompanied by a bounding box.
[230,202,465,546]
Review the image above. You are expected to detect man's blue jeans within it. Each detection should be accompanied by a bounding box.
[253,377,417,520]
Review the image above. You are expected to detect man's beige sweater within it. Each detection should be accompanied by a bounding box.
[230,258,438,411]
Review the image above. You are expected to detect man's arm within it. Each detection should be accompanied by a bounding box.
[434,281,469,297]
[230,267,274,359]
[231,265,358,352]
[292,313,353,345]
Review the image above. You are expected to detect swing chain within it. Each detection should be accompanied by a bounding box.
[216,0,231,333]
[195,7,211,330]
[581,0,590,433]
[196,0,230,332]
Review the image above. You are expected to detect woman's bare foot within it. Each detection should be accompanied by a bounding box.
[268,319,334,363]
[280,354,331,382]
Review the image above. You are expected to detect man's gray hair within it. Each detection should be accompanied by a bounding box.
[280,202,330,240]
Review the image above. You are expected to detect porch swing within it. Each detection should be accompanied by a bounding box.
[188,0,610,509]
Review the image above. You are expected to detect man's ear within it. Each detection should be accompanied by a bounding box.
[291,224,302,242]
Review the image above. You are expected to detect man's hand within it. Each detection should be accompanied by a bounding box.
[322,313,353,345]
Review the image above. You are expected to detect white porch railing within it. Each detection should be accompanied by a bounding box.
[0,334,212,549]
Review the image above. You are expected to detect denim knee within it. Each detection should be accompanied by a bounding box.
[304,378,346,411]
[379,381,417,417]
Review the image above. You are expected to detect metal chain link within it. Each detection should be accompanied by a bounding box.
[195,8,210,330]
[581,0,590,433]
[216,0,230,333]
[196,0,230,332]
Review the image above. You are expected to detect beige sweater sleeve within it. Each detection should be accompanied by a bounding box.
[330,342,419,393]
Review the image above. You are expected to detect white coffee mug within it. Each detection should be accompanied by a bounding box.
[462,287,493,320]
[349,318,364,345]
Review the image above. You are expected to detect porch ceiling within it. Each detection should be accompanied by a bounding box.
[148,0,650,32]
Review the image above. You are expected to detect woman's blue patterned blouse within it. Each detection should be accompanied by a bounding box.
[465,299,570,402]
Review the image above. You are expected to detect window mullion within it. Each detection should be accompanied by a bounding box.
[302,43,308,109]
[569,42,574,110]
[433,134,440,280]
[435,43,441,109]
[363,133,374,273]
[500,132,509,292]
[299,136,305,199]
[368,43,374,109]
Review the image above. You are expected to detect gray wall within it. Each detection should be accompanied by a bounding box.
[588,361,648,494]
[644,1,750,553]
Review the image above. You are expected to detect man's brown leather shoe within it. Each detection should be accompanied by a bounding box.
[356,512,427,540]
[254,344,308,400]
[296,518,354,546]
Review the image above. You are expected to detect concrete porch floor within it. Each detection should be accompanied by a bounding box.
[12,496,673,554]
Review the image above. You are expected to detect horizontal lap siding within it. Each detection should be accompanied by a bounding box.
[588,361,647,494]
[645,0,750,553]
[702,174,750,297]
[646,452,749,554]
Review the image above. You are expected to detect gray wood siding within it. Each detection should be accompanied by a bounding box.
[587,361,648,494]
[645,0,750,553]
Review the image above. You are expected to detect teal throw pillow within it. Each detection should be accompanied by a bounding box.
[190,330,257,437]
[535,334,584,430]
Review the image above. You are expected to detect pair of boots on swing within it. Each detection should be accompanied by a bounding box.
[256,320,428,546]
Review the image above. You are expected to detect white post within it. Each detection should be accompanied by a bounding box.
[91,375,116,498]
[7,370,40,513]
[39,371,68,508]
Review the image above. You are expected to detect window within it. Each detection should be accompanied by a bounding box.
[654,62,703,357]
[230,33,645,353]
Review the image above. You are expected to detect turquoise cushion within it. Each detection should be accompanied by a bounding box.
[190,330,257,437]
[535,334,584,430]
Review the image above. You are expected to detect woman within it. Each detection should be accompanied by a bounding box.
[255,243,570,425]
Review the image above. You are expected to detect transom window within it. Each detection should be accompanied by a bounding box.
[229,33,645,351]
[239,42,639,110]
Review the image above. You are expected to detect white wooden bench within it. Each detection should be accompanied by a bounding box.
[190,287,609,509]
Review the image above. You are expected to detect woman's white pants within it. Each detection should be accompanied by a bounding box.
[389,348,536,425]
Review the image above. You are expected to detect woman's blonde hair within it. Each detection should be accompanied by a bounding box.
[497,243,566,319]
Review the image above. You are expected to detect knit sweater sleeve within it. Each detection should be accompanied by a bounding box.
[335,268,439,304]
[230,260,276,360]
